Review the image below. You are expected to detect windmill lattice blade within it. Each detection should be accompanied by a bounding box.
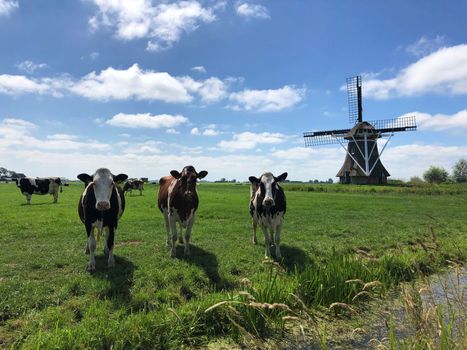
[303,133,347,146]
[369,115,417,133]
[346,76,362,125]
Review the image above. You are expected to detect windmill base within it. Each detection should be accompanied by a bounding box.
[338,174,388,185]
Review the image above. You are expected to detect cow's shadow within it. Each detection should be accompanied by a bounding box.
[176,245,233,291]
[20,202,55,206]
[279,244,313,273]
[92,255,136,305]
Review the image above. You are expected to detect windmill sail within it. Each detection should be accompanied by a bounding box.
[346,76,362,124]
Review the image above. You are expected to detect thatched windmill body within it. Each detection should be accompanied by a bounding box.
[304,76,416,184]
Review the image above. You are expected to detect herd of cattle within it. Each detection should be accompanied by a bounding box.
[15,166,288,271]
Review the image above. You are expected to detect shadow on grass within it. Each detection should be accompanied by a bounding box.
[92,255,136,305]
[20,202,55,206]
[176,244,234,291]
[279,244,313,273]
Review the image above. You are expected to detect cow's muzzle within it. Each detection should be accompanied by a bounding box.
[96,201,110,211]
[263,198,274,207]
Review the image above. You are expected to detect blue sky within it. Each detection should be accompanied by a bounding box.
[0,0,466,181]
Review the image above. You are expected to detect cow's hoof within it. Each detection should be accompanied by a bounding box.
[170,250,177,258]
[104,246,109,255]
[87,265,95,272]
[184,249,191,256]
[107,260,115,268]
[253,238,258,245]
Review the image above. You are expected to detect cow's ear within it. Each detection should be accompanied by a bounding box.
[170,170,181,179]
[275,172,288,182]
[113,174,128,183]
[249,176,260,184]
[77,173,92,183]
[197,170,208,179]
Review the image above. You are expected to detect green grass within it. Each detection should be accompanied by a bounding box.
[0,182,466,348]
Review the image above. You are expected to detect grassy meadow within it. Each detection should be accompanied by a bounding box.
[0,181,466,349]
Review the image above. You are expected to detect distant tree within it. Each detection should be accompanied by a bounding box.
[452,158,467,183]
[409,176,424,185]
[423,166,448,184]
[327,178,333,184]
[313,179,319,183]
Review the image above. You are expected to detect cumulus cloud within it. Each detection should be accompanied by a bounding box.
[0,118,109,153]
[235,2,269,19]
[191,65,206,74]
[365,44,467,99]
[16,60,48,74]
[218,131,287,151]
[191,124,222,136]
[69,64,192,102]
[0,0,18,16]
[190,127,200,135]
[398,110,467,132]
[179,76,228,103]
[105,113,188,129]
[0,74,59,96]
[88,0,216,51]
[406,35,446,57]
[229,85,306,112]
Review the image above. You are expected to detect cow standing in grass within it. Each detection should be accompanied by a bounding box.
[16,177,63,204]
[77,168,128,272]
[158,166,208,257]
[123,179,144,196]
[249,172,287,259]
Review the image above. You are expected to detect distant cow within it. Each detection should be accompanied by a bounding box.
[77,168,128,272]
[158,166,208,257]
[249,172,287,259]
[123,179,144,196]
[16,177,62,204]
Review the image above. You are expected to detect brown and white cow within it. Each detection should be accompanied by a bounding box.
[158,166,208,257]
[77,168,128,272]
[16,177,62,204]
[123,179,144,196]
[249,172,287,259]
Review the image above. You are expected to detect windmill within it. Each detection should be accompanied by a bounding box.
[303,76,416,184]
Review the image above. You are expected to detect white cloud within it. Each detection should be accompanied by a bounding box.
[365,44,467,99]
[47,134,79,140]
[0,74,56,96]
[190,127,200,135]
[191,124,222,136]
[218,131,287,151]
[179,76,228,103]
[69,64,192,102]
[202,128,221,136]
[16,60,48,74]
[235,2,269,19]
[0,0,17,16]
[399,110,467,132]
[106,113,188,129]
[88,0,216,51]
[406,35,446,57]
[191,65,206,74]
[166,128,180,134]
[229,85,306,112]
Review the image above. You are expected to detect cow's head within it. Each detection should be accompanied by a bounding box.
[77,168,128,211]
[170,165,208,195]
[249,172,287,207]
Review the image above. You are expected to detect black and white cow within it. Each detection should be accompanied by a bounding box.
[249,172,287,259]
[77,168,128,272]
[16,177,62,204]
[158,166,208,257]
[123,179,144,196]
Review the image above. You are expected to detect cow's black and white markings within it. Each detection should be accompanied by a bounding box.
[123,179,144,196]
[158,166,208,257]
[77,168,128,272]
[16,177,62,204]
[249,172,287,259]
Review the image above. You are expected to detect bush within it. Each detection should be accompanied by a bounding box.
[452,158,467,183]
[423,166,448,184]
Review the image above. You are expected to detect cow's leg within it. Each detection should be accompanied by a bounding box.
[103,226,110,255]
[86,223,96,272]
[178,222,184,244]
[53,190,58,203]
[107,226,115,268]
[262,226,272,258]
[252,218,258,244]
[26,193,32,204]
[184,216,195,256]
[139,188,142,196]
[169,214,177,258]
[163,209,171,247]
[274,224,282,259]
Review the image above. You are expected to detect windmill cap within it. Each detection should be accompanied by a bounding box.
[345,121,380,140]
